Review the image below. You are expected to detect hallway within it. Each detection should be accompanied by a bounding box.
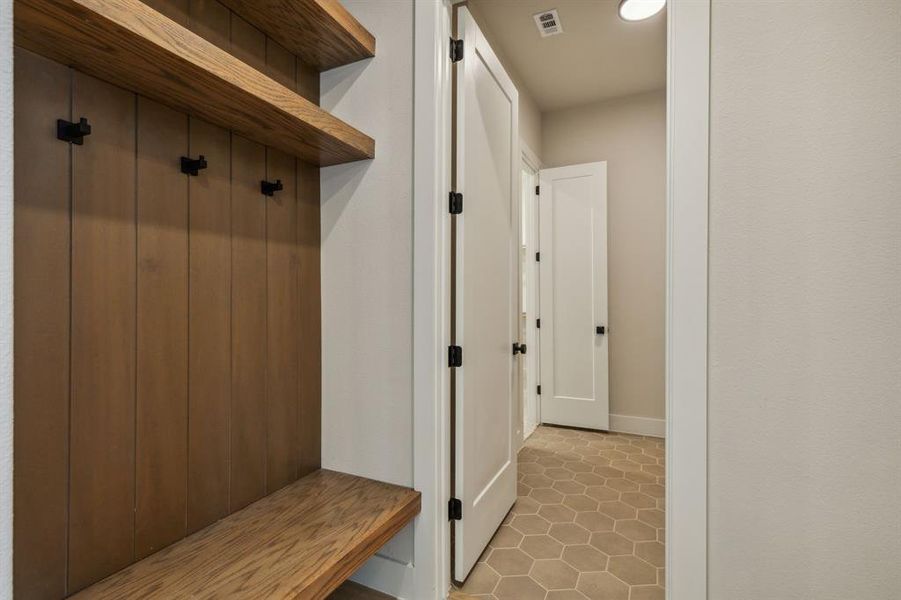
[458,426,665,600]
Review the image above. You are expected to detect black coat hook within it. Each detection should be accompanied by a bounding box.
[57,117,91,145]
[261,179,284,196]
[181,155,208,176]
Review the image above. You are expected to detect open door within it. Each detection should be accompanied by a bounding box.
[452,6,520,582]
[539,163,609,430]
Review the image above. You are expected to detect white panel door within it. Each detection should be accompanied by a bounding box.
[453,6,519,582]
[539,163,609,430]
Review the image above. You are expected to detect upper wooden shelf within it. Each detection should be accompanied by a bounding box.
[15,0,375,166]
[72,470,421,599]
[220,0,376,71]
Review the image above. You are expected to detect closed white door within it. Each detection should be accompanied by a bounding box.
[453,6,520,582]
[539,163,609,430]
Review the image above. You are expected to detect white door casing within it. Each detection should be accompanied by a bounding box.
[539,163,609,431]
[521,163,540,440]
[452,6,520,582]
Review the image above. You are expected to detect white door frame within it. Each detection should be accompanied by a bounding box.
[664,2,710,598]
[520,150,540,442]
[411,0,710,598]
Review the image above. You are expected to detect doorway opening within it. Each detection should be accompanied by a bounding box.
[449,0,669,597]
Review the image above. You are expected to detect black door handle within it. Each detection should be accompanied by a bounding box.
[513,342,528,355]
[596,326,606,335]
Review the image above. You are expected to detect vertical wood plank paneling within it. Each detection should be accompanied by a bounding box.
[14,4,324,583]
[266,148,299,491]
[135,97,189,559]
[68,73,137,593]
[266,39,296,89]
[297,159,322,477]
[188,0,230,53]
[296,59,320,104]
[230,134,268,510]
[229,13,266,73]
[187,117,232,533]
[141,0,189,26]
[12,48,71,600]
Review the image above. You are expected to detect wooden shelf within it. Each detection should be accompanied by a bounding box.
[15,0,375,166]
[220,0,376,71]
[72,470,421,599]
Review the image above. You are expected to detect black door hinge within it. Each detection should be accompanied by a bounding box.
[536,318,541,328]
[448,345,463,368]
[535,252,541,262]
[450,38,464,62]
[448,497,463,521]
[537,385,542,395]
[449,191,463,215]
[535,185,540,195]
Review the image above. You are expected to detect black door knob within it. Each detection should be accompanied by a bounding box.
[596,325,606,335]
[513,342,528,355]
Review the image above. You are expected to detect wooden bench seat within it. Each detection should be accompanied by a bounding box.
[73,470,420,599]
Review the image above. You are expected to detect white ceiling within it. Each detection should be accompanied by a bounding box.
[467,0,666,111]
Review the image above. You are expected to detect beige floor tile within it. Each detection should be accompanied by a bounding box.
[635,541,665,567]
[563,494,600,512]
[598,500,637,520]
[453,426,665,600]
[549,522,591,545]
[539,503,577,523]
[553,480,587,494]
[584,485,619,502]
[546,590,590,600]
[590,531,634,556]
[614,519,657,542]
[637,508,665,529]
[489,525,523,548]
[561,544,608,572]
[459,563,500,595]
[512,496,541,514]
[574,511,614,532]
[520,534,565,559]
[605,477,640,493]
[530,487,565,504]
[577,571,630,600]
[621,492,657,509]
[493,576,546,600]
[486,548,533,576]
[573,472,605,486]
[607,555,657,585]
[530,559,579,590]
[630,585,665,600]
[510,514,551,535]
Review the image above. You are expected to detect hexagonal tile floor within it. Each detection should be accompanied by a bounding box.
[455,425,665,600]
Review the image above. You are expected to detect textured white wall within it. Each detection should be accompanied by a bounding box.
[708,1,901,597]
[542,91,666,422]
[319,0,415,579]
[0,0,12,597]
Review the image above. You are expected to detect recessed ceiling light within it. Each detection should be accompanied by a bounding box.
[618,0,666,21]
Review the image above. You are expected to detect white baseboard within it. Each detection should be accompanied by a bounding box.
[609,414,666,438]
[350,552,415,599]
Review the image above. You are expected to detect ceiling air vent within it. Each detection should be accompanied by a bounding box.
[533,9,563,38]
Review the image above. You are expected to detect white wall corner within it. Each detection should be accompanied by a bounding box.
[665,1,710,599]
[0,0,13,597]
